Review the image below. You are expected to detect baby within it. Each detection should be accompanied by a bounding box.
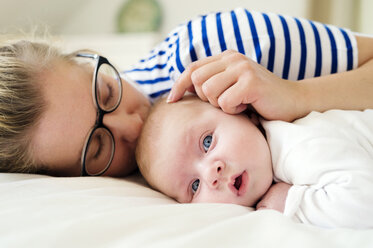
[136,95,373,228]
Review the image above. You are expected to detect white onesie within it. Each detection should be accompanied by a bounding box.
[262,109,373,228]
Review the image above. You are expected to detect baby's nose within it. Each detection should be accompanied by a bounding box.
[206,160,226,188]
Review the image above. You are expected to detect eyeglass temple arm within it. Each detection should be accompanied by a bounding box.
[76,53,99,59]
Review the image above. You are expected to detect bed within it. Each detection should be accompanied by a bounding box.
[1,34,372,248]
[1,172,372,248]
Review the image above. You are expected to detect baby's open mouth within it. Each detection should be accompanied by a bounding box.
[234,174,243,191]
[229,171,248,196]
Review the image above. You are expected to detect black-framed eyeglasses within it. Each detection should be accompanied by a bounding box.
[76,53,122,176]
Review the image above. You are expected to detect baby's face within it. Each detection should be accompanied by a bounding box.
[150,99,273,207]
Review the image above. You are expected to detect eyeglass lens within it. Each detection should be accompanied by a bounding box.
[84,63,121,176]
[96,63,121,112]
[85,128,114,175]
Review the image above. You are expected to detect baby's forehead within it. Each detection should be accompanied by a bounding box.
[157,99,214,149]
[155,97,209,145]
[165,97,210,116]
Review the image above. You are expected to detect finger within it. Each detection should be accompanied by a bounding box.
[217,79,255,114]
[191,61,227,103]
[191,60,226,86]
[167,69,193,103]
[168,56,221,102]
[186,84,196,93]
[201,70,238,107]
[256,203,268,210]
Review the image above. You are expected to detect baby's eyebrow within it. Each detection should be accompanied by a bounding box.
[183,122,199,149]
[167,172,188,203]
[183,129,193,150]
[175,191,188,203]
[170,159,193,203]
[167,119,203,203]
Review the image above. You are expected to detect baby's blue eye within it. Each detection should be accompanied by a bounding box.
[203,135,212,152]
[191,179,200,194]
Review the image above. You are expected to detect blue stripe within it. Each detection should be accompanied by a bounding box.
[230,10,245,54]
[175,37,185,73]
[201,15,212,57]
[150,88,171,99]
[245,10,261,63]
[324,25,337,74]
[262,13,275,72]
[309,21,322,77]
[339,28,353,70]
[216,12,227,52]
[126,63,168,72]
[140,50,167,62]
[294,17,307,80]
[279,15,291,79]
[136,76,171,85]
[147,50,167,60]
[187,21,198,62]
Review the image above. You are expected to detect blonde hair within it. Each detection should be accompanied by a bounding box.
[0,37,79,173]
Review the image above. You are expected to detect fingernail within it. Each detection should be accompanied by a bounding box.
[166,92,173,103]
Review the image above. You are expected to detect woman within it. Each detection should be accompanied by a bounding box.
[1,8,372,177]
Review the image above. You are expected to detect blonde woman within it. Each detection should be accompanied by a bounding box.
[1,8,372,177]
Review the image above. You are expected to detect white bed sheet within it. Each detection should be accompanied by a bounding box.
[1,172,372,248]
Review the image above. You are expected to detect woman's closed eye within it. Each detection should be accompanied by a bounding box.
[85,133,104,165]
[92,134,103,160]
[103,83,114,106]
[97,75,117,109]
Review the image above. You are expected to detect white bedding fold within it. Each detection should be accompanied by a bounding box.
[1,173,372,248]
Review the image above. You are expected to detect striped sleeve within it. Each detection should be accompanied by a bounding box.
[122,7,358,101]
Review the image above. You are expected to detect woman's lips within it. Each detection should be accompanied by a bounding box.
[229,171,248,196]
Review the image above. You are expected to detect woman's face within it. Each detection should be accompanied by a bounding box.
[31,60,151,177]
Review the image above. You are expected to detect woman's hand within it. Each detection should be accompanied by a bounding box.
[169,35,373,120]
[167,50,305,122]
[256,182,292,212]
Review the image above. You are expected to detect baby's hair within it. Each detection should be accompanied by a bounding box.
[0,36,86,173]
[136,95,170,188]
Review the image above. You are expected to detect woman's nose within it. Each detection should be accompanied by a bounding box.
[103,111,143,144]
[204,160,226,188]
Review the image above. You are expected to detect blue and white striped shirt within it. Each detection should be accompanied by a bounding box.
[122,8,357,101]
